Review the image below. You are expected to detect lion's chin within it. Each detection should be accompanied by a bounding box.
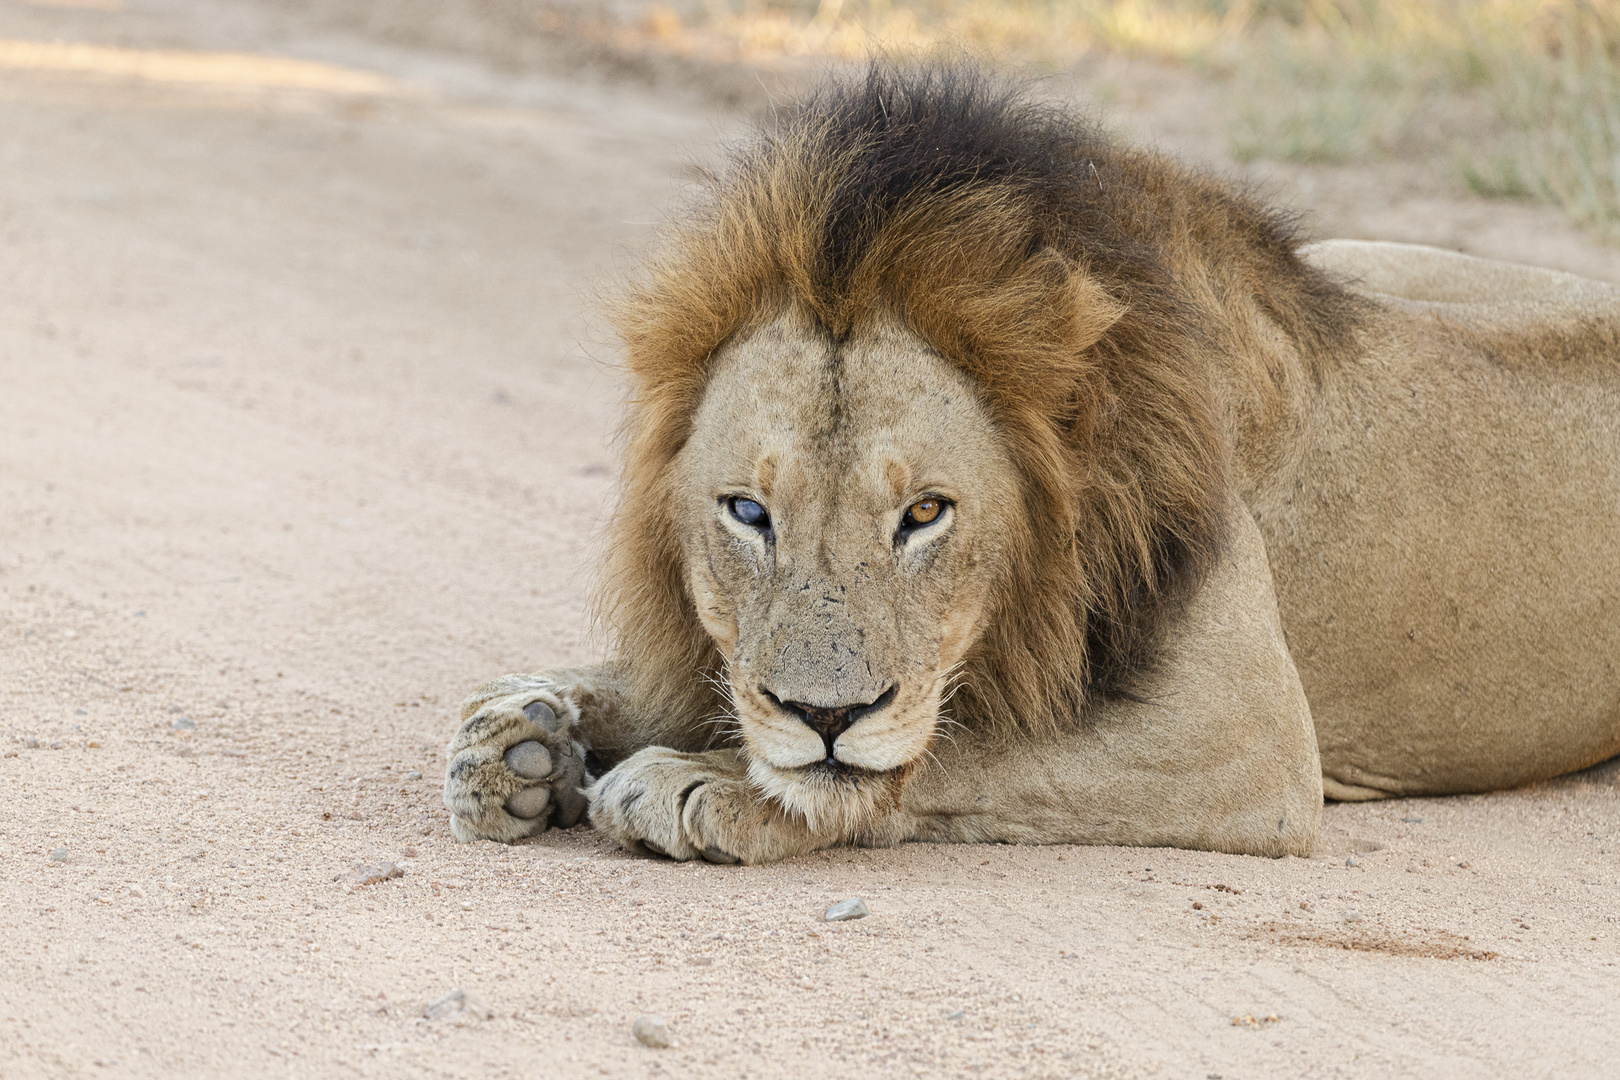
[745,756,909,834]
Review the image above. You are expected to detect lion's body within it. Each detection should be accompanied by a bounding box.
[443,68,1620,862]
[1268,241,1620,798]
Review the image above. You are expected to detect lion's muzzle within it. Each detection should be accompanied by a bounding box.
[761,684,898,762]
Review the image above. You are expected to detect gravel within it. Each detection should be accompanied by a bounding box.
[633,1013,672,1048]
[824,897,870,922]
[346,862,404,886]
[424,989,493,1025]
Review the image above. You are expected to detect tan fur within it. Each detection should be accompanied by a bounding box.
[442,69,1620,862]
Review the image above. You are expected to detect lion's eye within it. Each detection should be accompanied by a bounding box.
[902,498,946,529]
[726,497,771,530]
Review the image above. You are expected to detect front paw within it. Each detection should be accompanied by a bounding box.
[587,749,818,865]
[444,675,590,844]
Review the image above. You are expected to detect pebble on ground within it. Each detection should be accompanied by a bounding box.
[633,1013,672,1048]
[824,897,870,922]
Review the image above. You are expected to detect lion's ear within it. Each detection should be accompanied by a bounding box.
[1053,255,1129,355]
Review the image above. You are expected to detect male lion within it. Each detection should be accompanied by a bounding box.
[443,65,1620,862]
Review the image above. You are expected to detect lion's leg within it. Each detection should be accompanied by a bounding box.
[587,747,836,864]
[893,504,1325,857]
[444,664,650,843]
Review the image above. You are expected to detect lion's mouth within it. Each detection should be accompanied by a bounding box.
[744,752,911,830]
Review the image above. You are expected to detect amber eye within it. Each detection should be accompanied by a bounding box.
[902,498,945,529]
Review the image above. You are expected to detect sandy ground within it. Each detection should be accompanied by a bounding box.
[2,2,1618,1077]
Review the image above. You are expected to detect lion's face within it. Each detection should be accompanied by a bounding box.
[673,306,1021,827]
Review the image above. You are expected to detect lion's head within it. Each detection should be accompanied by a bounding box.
[595,65,1343,828]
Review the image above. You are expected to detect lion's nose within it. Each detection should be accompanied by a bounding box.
[764,685,897,761]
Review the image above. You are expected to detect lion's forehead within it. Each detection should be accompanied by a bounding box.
[693,309,999,496]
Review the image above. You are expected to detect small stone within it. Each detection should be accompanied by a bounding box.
[24,737,39,749]
[405,770,422,781]
[1343,909,1362,923]
[824,897,870,922]
[946,1010,965,1021]
[75,708,87,715]
[49,741,63,750]
[50,847,68,861]
[423,988,492,1025]
[1344,855,1358,867]
[503,741,552,780]
[347,862,404,886]
[1401,816,1425,823]
[171,718,195,730]
[632,1013,672,1048]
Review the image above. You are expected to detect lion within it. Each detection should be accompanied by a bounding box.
[442,64,1620,863]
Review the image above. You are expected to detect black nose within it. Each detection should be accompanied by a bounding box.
[763,685,897,761]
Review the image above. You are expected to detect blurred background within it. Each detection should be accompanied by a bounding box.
[618,0,1620,239]
[5,0,1618,247]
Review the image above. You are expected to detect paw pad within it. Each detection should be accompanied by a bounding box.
[523,700,561,732]
[504,741,552,779]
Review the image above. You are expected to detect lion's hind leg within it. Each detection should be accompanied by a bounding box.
[1320,772,1402,801]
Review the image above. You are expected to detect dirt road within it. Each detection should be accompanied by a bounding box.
[2,2,1617,1077]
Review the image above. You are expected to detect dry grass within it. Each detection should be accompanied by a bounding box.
[1226,0,1620,238]
[648,0,1620,237]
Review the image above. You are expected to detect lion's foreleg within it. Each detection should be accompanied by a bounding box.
[444,662,659,843]
[587,747,836,864]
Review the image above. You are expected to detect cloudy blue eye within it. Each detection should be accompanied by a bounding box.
[726,497,770,530]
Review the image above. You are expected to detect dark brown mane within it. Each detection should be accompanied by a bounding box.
[599,62,1362,744]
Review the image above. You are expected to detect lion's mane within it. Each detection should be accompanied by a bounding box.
[599,63,1360,745]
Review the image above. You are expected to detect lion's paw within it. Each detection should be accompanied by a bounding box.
[444,675,590,844]
[588,749,814,865]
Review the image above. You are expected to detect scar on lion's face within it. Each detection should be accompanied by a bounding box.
[673,303,1023,819]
